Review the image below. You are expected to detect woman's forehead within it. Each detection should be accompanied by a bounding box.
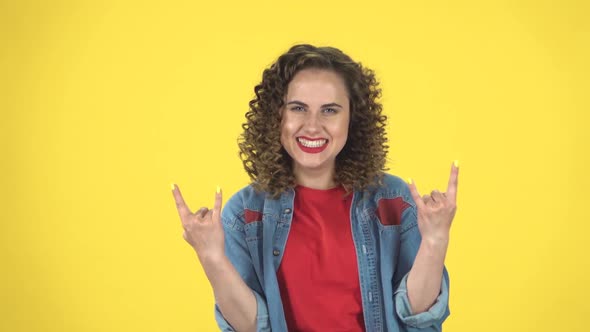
[286,69,349,104]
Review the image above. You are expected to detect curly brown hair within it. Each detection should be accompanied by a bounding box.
[238,44,389,198]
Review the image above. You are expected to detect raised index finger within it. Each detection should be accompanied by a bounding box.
[446,161,459,202]
[171,184,192,220]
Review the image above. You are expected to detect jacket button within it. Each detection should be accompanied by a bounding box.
[273,249,280,256]
[284,208,292,214]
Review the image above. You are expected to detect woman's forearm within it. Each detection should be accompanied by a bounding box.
[406,237,448,314]
[200,255,257,332]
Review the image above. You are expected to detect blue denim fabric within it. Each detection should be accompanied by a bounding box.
[214,173,450,331]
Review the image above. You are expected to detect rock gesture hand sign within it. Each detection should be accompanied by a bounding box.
[408,161,459,245]
[171,184,225,263]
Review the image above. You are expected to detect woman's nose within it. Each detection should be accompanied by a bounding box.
[303,113,321,131]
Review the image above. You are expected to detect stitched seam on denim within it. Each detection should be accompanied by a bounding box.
[273,195,294,270]
[244,221,263,243]
[222,210,245,232]
[400,208,418,234]
[360,210,383,330]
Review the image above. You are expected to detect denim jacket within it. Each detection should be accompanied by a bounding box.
[215,173,450,331]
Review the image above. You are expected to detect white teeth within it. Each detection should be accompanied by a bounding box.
[297,138,327,148]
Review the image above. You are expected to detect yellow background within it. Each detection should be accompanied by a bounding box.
[2,0,588,331]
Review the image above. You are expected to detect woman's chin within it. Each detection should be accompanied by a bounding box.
[293,157,334,172]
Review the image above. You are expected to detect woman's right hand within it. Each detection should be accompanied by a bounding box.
[171,184,225,263]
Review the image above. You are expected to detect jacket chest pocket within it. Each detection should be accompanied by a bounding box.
[243,220,265,281]
[364,209,403,276]
[359,208,403,257]
[377,224,402,285]
[379,223,402,252]
[244,220,263,243]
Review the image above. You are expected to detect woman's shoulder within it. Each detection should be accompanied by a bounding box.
[359,172,414,203]
[222,184,268,221]
[371,172,411,195]
[380,172,408,189]
[228,183,266,202]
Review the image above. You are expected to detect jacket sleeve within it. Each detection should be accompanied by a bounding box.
[213,208,271,331]
[392,204,451,330]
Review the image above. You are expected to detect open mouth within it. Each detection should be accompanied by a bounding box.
[296,137,329,153]
[297,137,328,147]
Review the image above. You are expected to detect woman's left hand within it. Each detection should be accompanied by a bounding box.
[408,161,459,245]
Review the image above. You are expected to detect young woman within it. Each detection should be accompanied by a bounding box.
[172,44,459,331]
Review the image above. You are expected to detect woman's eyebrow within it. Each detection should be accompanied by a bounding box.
[286,100,308,107]
[321,103,343,108]
[286,100,343,108]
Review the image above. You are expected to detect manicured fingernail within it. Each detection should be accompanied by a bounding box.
[170,183,175,191]
[454,160,459,168]
[216,185,221,194]
[407,178,413,185]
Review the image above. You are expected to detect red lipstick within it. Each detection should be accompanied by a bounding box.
[296,137,328,154]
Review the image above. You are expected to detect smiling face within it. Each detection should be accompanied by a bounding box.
[280,68,350,179]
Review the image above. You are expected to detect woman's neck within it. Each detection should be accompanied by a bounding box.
[293,164,337,190]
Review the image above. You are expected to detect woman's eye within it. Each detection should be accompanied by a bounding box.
[323,108,337,114]
[291,106,305,112]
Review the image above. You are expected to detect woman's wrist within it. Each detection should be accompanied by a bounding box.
[198,251,229,270]
[421,235,449,257]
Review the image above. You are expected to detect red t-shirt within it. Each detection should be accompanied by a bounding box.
[276,185,365,331]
